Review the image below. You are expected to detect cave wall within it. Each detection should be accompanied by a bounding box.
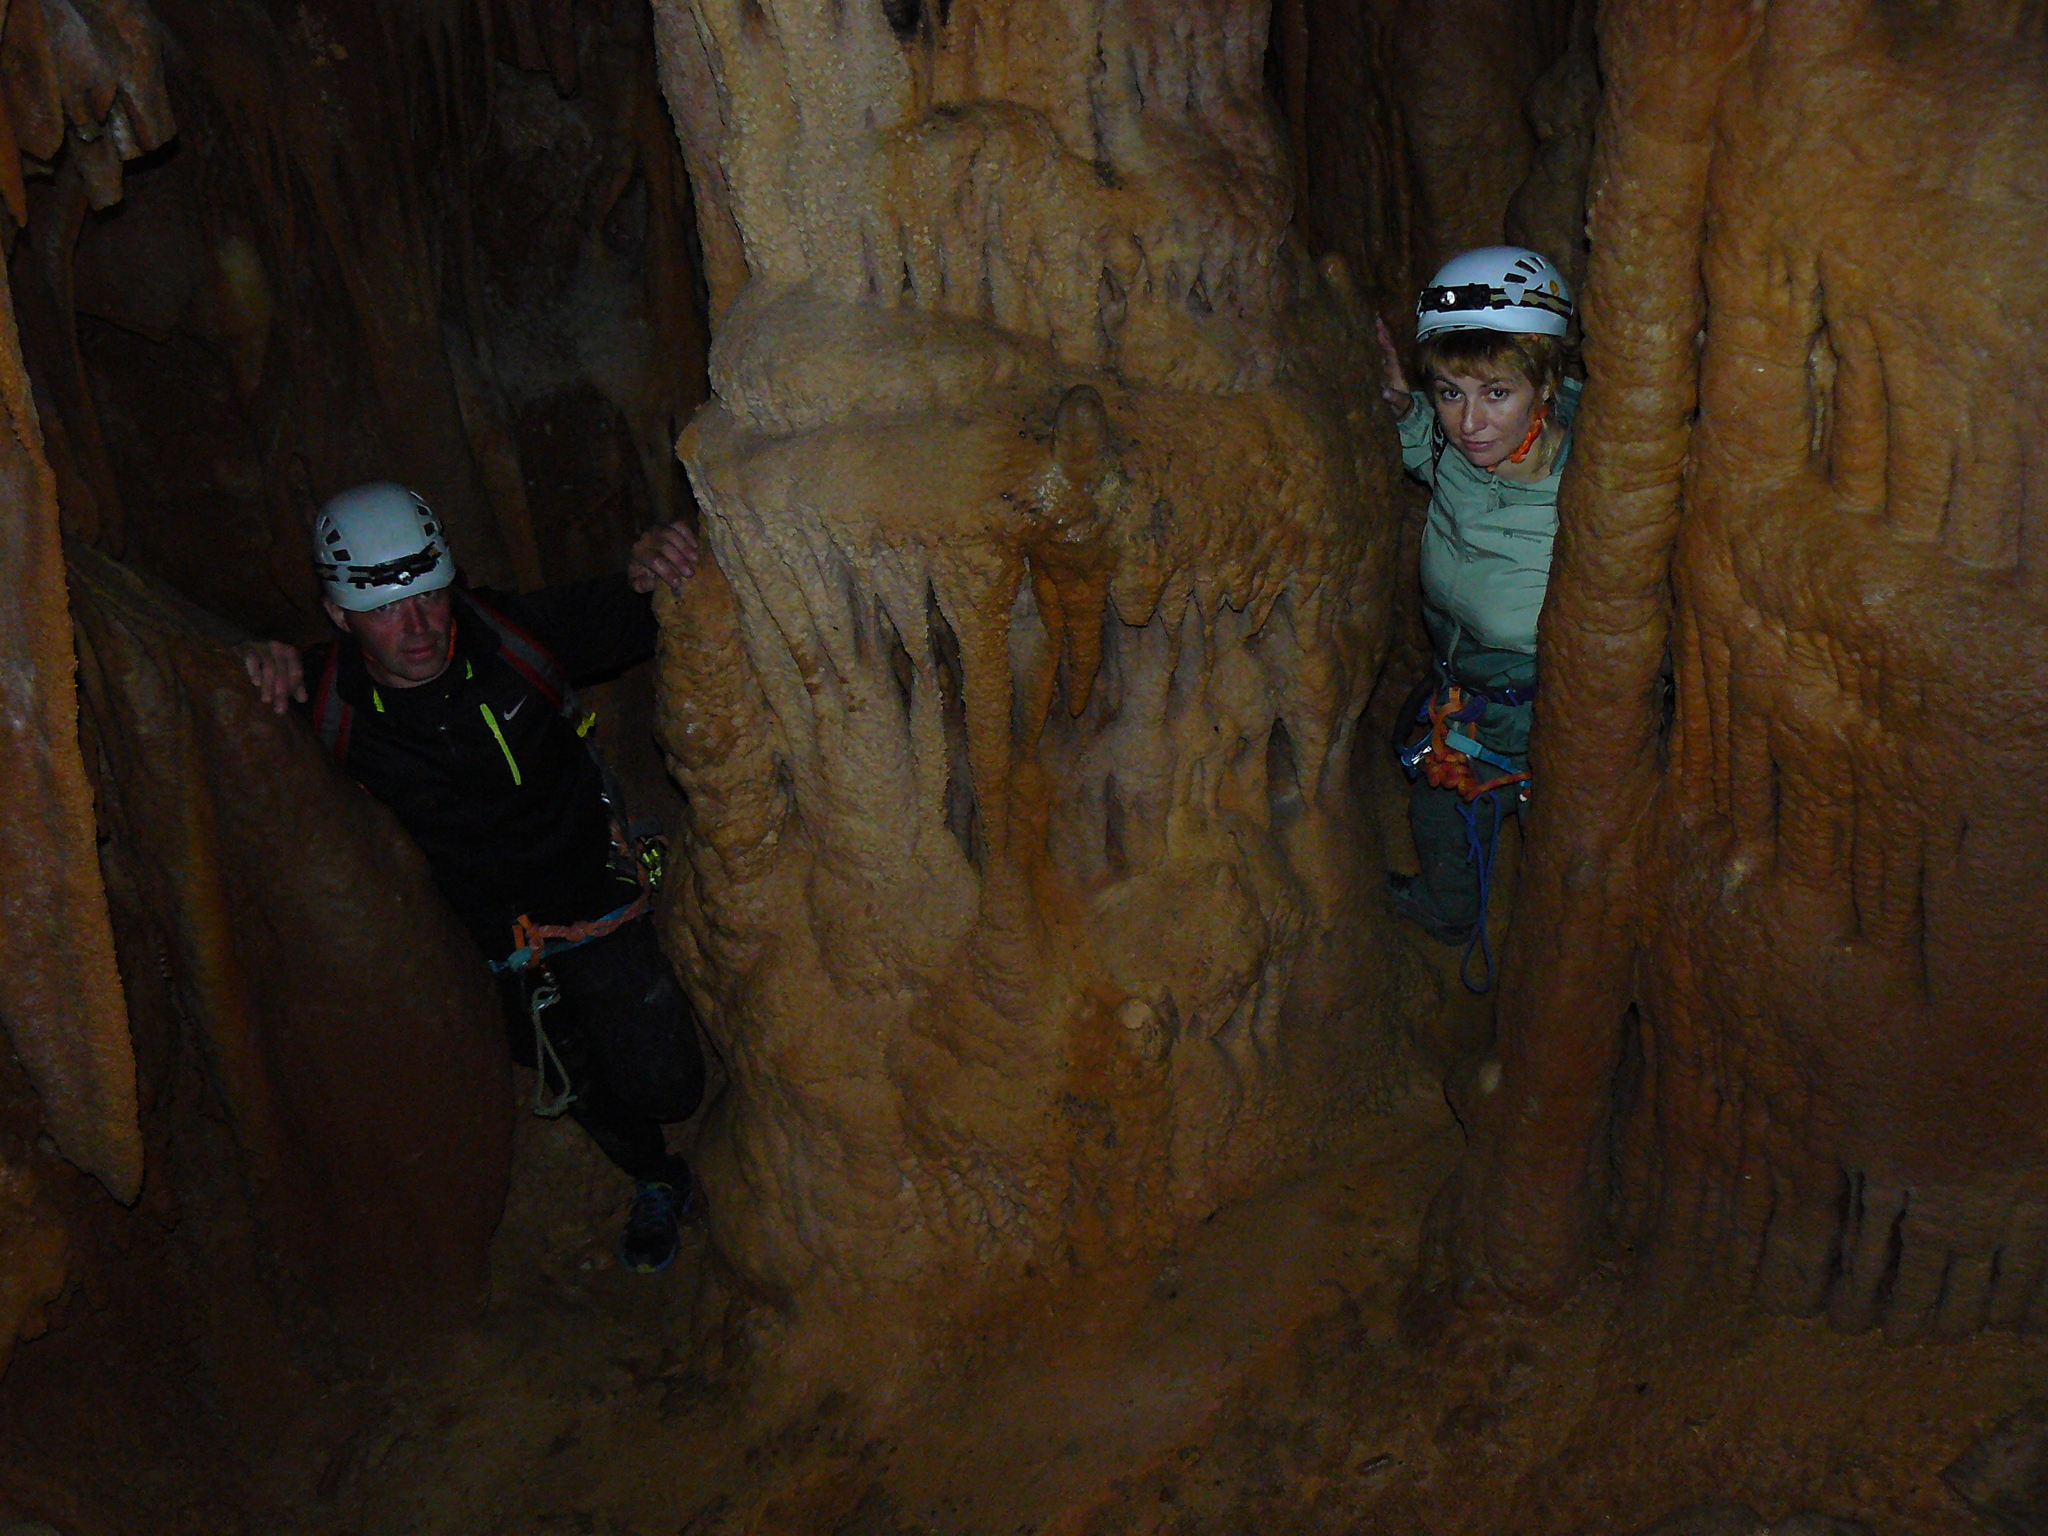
[0,226,126,1375]
[1445,0,2048,1341]
[1271,0,1584,320]
[649,0,1415,1370]
[0,0,173,1276]
[18,0,709,640]
[72,547,513,1313]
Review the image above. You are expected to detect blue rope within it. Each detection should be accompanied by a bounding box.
[1457,789,1506,994]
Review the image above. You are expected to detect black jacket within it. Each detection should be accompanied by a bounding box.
[301,576,658,958]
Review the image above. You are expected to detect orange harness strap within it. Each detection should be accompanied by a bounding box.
[498,821,658,973]
[506,888,651,973]
[1420,687,1533,803]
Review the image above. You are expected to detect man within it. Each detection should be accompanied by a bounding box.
[243,482,707,1273]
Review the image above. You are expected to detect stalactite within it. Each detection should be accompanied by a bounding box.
[0,0,163,1218]
[0,246,138,1207]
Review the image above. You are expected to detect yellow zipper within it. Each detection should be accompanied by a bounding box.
[479,703,522,786]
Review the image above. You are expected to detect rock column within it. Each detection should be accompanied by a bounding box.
[652,0,1404,1360]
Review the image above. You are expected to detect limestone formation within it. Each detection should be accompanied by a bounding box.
[69,548,512,1313]
[1443,0,2048,1337]
[652,0,1407,1353]
[0,0,173,1215]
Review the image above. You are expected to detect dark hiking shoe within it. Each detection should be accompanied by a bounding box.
[1386,873,1475,946]
[620,1176,693,1273]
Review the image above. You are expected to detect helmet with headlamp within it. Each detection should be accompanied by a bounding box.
[1416,247,1573,339]
[312,482,455,612]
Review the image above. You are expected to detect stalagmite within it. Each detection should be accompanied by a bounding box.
[1443,0,2048,1339]
[652,0,1409,1358]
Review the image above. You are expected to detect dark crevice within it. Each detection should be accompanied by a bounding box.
[1876,1191,1910,1317]
[928,585,983,873]
[1103,772,1129,879]
[878,597,915,724]
[1265,717,1303,825]
[1604,1004,1645,1231]
[1819,1164,1853,1307]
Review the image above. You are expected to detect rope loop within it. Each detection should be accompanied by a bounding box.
[528,978,576,1118]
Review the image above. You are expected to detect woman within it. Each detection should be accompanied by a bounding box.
[1375,247,1578,979]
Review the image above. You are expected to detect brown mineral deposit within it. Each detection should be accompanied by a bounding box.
[651,0,1414,1381]
[1445,0,2048,1341]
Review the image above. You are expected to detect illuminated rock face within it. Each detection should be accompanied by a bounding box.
[1446,0,2048,1339]
[650,0,1407,1345]
[0,0,178,1219]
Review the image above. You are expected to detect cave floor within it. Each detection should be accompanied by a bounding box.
[231,1072,2041,1536]
[3,759,2041,1534]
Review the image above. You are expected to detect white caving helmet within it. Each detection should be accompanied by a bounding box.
[1415,246,1573,339]
[312,482,455,612]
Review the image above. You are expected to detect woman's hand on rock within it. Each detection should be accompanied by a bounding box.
[241,641,306,715]
[628,520,700,595]
[1376,317,1415,417]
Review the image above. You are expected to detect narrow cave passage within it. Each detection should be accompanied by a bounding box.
[1,2,2046,1534]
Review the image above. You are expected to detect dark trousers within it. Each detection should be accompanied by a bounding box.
[498,915,706,1183]
[1407,777,1519,931]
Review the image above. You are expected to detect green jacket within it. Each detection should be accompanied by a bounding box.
[1398,376,1580,690]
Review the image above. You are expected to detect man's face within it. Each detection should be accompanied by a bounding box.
[323,588,455,687]
[1431,367,1543,472]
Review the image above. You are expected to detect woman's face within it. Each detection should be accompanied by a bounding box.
[1430,366,1542,471]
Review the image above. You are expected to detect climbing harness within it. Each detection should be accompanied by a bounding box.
[1396,675,1534,995]
[1397,681,1534,803]
[504,817,671,1115]
[493,855,657,974]
[309,585,671,974]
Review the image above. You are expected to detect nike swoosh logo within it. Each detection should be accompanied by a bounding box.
[500,697,526,721]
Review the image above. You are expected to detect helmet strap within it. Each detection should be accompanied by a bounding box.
[1506,400,1550,465]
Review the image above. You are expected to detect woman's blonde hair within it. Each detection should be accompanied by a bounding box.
[1415,329,1568,401]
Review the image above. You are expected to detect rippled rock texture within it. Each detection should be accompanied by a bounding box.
[1445,0,2048,1339]
[651,0,1408,1360]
